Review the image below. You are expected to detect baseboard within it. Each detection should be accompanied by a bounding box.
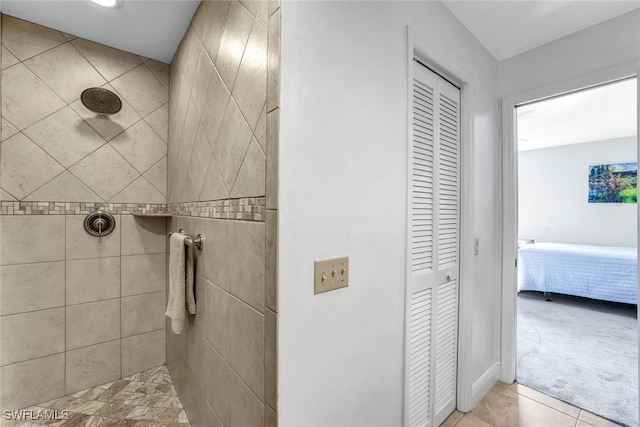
[470,362,501,407]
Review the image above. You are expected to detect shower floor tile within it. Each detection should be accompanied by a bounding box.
[3,365,190,427]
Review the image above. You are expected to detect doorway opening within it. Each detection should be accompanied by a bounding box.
[514,77,638,426]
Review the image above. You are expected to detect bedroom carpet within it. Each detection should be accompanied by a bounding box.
[516,291,638,427]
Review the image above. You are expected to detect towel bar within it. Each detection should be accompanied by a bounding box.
[169,229,205,250]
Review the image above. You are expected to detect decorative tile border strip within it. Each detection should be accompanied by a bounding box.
[0,202,169,216]
[0,198,266,221]
[169,198,266,222]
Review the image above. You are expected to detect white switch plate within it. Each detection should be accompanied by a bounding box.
[314,256,349,294]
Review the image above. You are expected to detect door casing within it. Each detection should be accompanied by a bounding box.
[404,26,476,419]
[499,63,640,384]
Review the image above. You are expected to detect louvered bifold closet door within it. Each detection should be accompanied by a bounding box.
[405,61,460,427]
[433,76,460,427]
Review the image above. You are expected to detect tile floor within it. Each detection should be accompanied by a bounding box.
[1,365,190,427]
[443,382,622,427]
[3,371,622,427]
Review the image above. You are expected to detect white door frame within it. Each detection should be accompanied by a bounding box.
[500,61,640,383]
[405,26,476,415]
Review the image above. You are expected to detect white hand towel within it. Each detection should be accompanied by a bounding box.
[185,245,196,315]
[166,233,188,334]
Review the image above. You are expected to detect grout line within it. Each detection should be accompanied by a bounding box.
[142,156,169,198]
[63,213,68,396]
[142,102,169,144]
[0,303,66,318]
[65,40,108,88]
[0,116,20,139]
[513,383,583,419]
[0,258,66,268]
[0,350,66,369]
[69,37,142,84]
[5,33,67,64]
[142,58,170,91]
[267,3,280,19]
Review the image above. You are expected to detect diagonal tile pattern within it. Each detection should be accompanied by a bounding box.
[70,145,139,201]
[70,37,143,82]
[1,63,65,131]
[7,365,191,427]
[1,117,19,141]
[0,16,168,204]
[168,0,268,204]
[0,133,64,200]
[1,15,67,61]
[23,43,107,104]
[1,46,19,69]
[23,107,105,168]
[111,64,169,117]
[166,3,277,427]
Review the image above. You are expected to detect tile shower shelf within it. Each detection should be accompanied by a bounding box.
[132,213,172,217]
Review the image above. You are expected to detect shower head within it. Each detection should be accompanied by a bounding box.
[80,87,122,115]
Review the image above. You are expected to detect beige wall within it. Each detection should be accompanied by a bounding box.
[0,14,171,411]
[0,214,168,410]
[1,15,168,203]
[166,0,279,426]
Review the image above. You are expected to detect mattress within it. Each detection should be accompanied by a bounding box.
[518,242,638,304]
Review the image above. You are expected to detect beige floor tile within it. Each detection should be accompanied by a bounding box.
[441,409,465,426]
[456,414,493,427]
[579,410,621,427]
[471,386,577,427]
[514,384,581,418]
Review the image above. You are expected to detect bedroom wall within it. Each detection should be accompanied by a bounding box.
[498,9,640,99]
[519,136,637,247]
[278,1,501,425]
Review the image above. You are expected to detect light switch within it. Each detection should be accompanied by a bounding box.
[474,237,480,256]
[314,256,349,294]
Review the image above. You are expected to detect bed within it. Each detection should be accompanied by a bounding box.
[518,242,638,304]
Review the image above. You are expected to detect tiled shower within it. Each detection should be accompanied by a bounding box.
[0,0,279,425]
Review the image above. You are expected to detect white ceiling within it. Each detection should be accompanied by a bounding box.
[517,77,637,151]
[442,0,640,60]
[1,0,637,147]
[2,1,638,65]
[0,0,200,63]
